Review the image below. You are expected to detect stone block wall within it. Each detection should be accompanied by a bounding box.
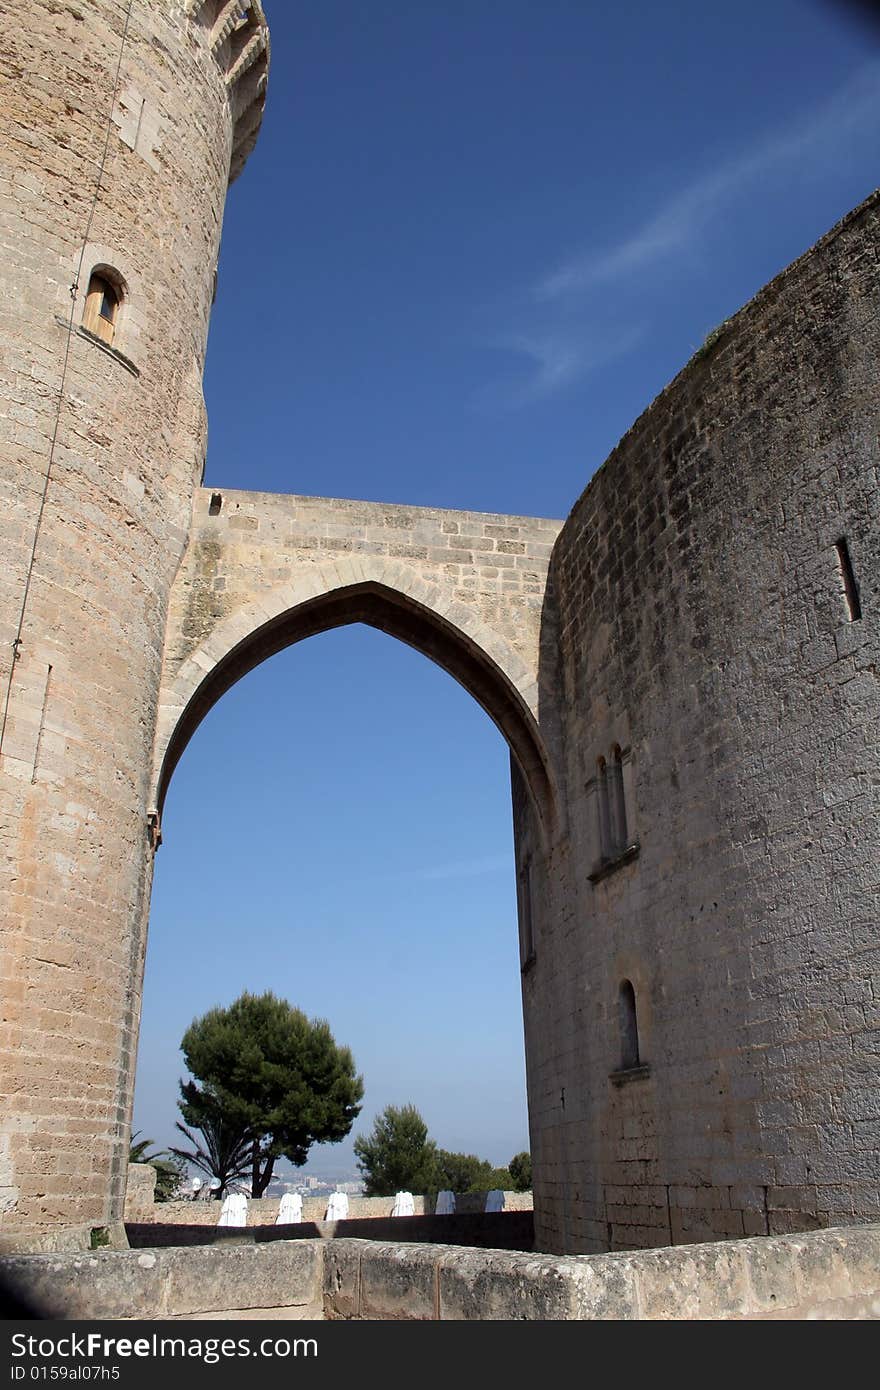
[0,1240,322,1321]
[323,1226,880,1320]
[152,489,563,838]
[0,0,266,1241]
[3,1224,879,1320]
[123,1164,157,1222]
[522,191,880,1254]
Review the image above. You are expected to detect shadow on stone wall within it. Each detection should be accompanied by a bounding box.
[126,1210,534,1252]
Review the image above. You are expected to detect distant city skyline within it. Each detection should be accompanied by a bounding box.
[132,0,880,1168]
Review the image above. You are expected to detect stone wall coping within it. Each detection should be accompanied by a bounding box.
[193,485,564,530]
[3,1224,878,1321]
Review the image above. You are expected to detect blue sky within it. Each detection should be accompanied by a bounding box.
[133,1,879,1175]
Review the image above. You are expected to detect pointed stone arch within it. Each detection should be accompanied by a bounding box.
[153,554,559,842]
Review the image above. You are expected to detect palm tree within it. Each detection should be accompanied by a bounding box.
[128,1131,185,1202]
[169,1111,252,1198]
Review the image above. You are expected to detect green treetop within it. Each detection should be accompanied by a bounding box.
[508,1151,532,1192]
[353,1103,439,1197]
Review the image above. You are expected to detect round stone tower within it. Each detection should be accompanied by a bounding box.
[520,193,880,1256]
[0,0,269,1247]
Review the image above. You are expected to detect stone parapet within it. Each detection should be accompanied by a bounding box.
[3,1225,878,1320]
[0,0,266,1240]
[324,1225,880,1320]
[0,1241,321,1321]
[138,1189,532,1226]
[184,1,270,183]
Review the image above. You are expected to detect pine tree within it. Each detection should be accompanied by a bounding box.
[176,991,363,1197]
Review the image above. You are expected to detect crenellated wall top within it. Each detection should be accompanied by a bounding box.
[185,0,270,182]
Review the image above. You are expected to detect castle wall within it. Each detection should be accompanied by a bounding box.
[4,1224,880,1320]
[525,192,880,1254]
[1,2,877,1263]
[0,0,266,1239]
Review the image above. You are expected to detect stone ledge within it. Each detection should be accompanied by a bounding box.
[609,1063,652,1087]
[0,1240,321,1321]
[588,842,640,884]
[3,1224,879,1320]
[53,316,141,376]
[76,324,140,377]
[324,1224,880,1321]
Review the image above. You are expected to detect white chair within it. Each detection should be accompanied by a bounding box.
[217,1190,248,1226]
[391,1190,414,1216]
[324,1190,349,1220]
[484,1189,505,1212]
[276,1191,303,1224]
[435,1189,456,1215]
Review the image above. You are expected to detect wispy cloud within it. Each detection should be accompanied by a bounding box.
[476,324,644,410]
[478,62,880,408]
[536,61,880,302]
[503,332,585,399]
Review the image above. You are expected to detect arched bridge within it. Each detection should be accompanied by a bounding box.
[153,488,564,836]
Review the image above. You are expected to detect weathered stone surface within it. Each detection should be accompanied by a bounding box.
[737,1234,801,1316]
[322,1242,362,1320]
[0,0,266,1243]
[0,1225,96,1258]
[522,193,880,1255]
[325,1226,880,1319]
[153,491,563,839]
[438,1248,610,1321]
[124,1165,157,1222]
[0,0,878,1261]
[160,1241,320,1317]
[626,1241,750,1320]
[358,1242,439,1320]
[4,1226,879,1320]
[0,1249,166,1320]
[0,1240,321,1320]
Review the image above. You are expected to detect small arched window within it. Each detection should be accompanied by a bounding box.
[610,744,628,852]
[83,271,121,346]
[618,979,640,1070]
[517,856,535,968]
[596,756,611,860]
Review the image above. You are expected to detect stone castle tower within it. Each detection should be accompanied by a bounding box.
[2,1,878,1258]
[0,0,269,1243]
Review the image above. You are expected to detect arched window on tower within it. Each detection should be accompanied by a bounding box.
[517,855,535,970]
[596,755,611,860]
[618,979,640,1070]
[83,270,121,346]
[609,744,628,854]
